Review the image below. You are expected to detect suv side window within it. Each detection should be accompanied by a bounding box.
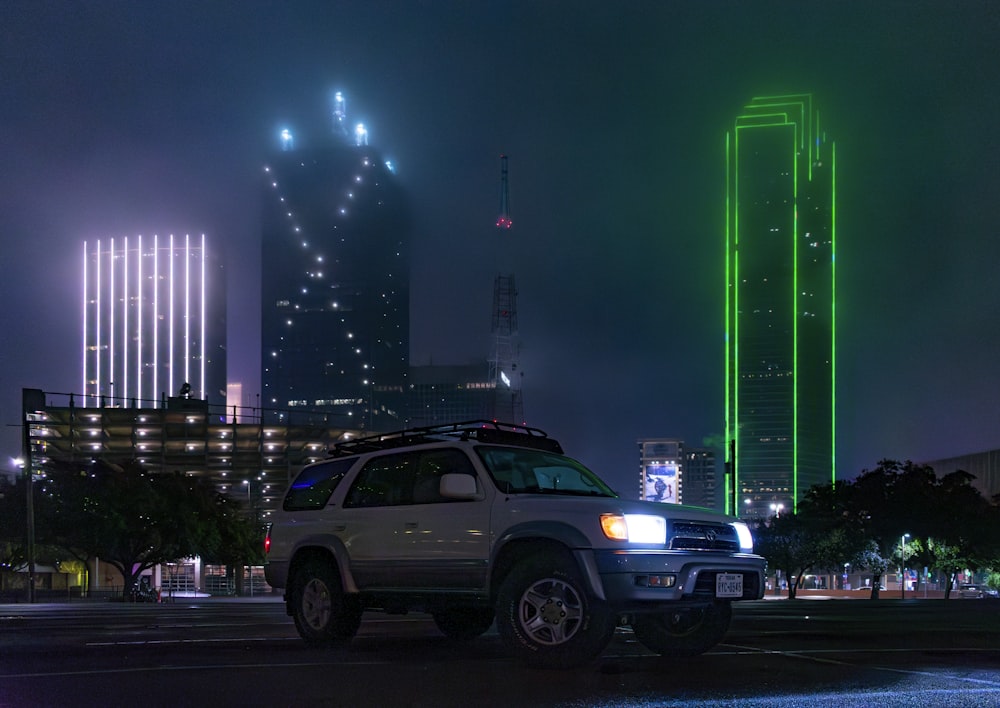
[412,449,477,504]
[343,448,477,508]
[343,452,414,508]
[283,457,355,511]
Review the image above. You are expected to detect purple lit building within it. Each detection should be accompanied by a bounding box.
[82,234,227,407]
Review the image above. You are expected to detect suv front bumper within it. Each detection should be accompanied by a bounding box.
[588,548,766,609]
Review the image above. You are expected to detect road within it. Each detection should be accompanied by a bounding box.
[1,596,998,707]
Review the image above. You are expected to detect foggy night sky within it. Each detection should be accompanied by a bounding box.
[2,1,999,495]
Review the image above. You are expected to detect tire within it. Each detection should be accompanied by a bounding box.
[289,558,362,645]
[496,553,616,669]
[631,601,732,657]
[432,606,495,640]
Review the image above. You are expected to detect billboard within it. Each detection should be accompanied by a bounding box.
[644,462,678,503]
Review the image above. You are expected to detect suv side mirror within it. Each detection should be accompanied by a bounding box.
[439,473,478,499]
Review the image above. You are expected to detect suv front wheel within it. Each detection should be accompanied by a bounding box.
[496,553,616,668]
[290,557,362,645]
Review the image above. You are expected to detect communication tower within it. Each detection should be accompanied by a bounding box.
[488,154,523,423]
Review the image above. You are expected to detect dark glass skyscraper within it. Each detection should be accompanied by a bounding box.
[725,94,835,518]
[261,121,409,429]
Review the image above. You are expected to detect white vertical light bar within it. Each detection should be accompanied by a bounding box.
[169,234,175,398]
[95,240,102,407]
[136,234,143,405]
[82,241,88,403]
[184,233,191,388]
[200,233,206,399]
[153,234,159,404]
[109,237,115,404]
[122,236,128,404]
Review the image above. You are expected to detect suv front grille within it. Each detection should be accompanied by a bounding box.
[669,522,739,552]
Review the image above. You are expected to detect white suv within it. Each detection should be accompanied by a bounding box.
[264,421,766,668]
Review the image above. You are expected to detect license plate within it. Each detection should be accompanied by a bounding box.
[716,573,743,598]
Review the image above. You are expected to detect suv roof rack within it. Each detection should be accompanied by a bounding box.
[329,420,563,457]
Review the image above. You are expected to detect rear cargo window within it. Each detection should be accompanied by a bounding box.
[283,458,355,511]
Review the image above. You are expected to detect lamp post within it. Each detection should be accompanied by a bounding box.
[770,503,784,518]
[900,533,910,599]
[12,456,33,603]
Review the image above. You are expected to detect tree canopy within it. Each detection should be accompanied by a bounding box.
[753,460,1000,599]
[30,458,259,593]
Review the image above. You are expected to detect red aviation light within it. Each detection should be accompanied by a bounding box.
[496,215,512,229]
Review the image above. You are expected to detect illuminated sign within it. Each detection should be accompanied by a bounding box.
[644,463,678,504]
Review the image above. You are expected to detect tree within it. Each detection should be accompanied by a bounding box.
[785,460,1000,600]
[926,470,999,598]
[34,458,244,596]
[843,460,932,598]
[752,512,834,599]
[0,477,27,591]
[202,493,263,594]
[854,540,891,598]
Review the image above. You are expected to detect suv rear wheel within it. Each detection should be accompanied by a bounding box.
[290,558,362,644]
[496,553,616,668]
[630,601,732,657]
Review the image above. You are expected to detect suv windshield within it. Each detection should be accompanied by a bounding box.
[477,445,617,497]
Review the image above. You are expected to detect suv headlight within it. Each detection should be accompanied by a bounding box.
[732,521,754,552]
[601,514,667,544]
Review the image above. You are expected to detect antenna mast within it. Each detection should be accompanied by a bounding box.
[488,154,523,423]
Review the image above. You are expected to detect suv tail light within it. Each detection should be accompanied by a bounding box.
[264,522,273,555]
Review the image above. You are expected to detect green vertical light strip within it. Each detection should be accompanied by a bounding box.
[732,126,742,516]
[830,140,837,484]
[815,109,821,165]
[791,123,800,514]
[724,130,732,515]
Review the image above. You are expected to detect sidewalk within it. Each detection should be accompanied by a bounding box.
[763,588,954,600]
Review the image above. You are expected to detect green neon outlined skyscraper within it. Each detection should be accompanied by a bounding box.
[725,94,835,518]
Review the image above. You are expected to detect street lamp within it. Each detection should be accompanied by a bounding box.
[15,451,35,605]
[770,503,784,518]
[900,533,910,599]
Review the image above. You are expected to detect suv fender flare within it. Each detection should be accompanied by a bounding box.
[290,534,359,593]
[492,521,606,601]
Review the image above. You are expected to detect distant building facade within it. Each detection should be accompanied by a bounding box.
[82,234,227,407]
[682,447,718,511]
[261,121,409,429]
[923,449,1000,501]
[407,363,493,427]
[725,94,835,518]
[638,438,719,510]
